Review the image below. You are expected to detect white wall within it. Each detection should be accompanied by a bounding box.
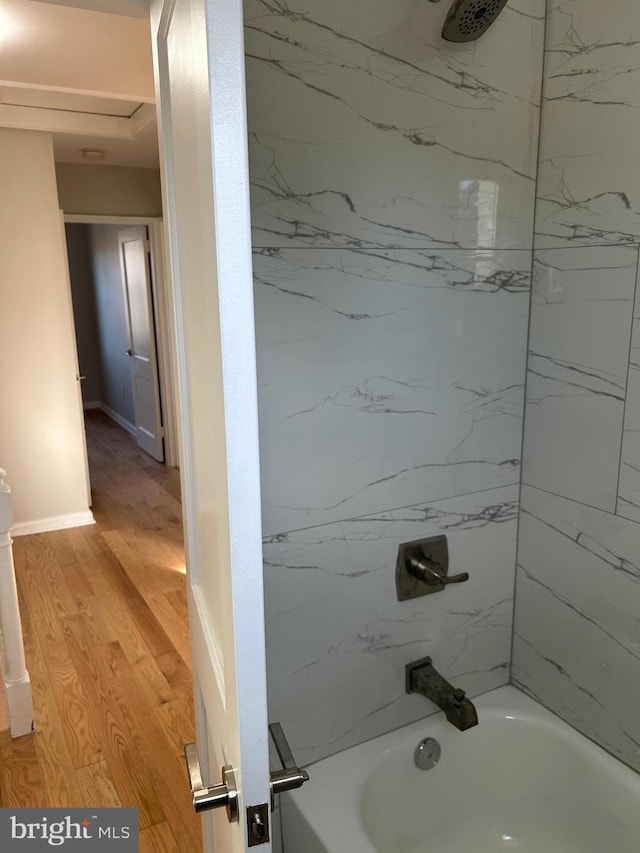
[0,129,92,533]
[56,164,162,217]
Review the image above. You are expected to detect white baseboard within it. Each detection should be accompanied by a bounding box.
[83,400,101,410]
[12,510,95,537]
[99,403,136,436]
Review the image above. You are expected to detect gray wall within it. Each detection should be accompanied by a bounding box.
[513,0,640,773]
[88,224,136,427]
[247,0,546,765]
[65,224,102,404]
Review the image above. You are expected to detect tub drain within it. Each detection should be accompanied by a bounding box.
[414,737,441,770]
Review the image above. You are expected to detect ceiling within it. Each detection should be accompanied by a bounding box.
[0,0,159,168]
[30,0,149,17]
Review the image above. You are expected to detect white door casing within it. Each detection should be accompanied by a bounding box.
[150,0,272,849]
[119,225,165,462]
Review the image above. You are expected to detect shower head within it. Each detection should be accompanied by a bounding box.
[441,0,509,42]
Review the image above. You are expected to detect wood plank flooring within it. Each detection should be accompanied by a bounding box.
[0,410,202,852]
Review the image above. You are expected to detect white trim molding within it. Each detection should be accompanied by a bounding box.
[64,214,160,226]
[99,403,136,436]
[12,510,95,538]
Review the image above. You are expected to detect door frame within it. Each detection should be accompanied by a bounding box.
[63,213,179,468]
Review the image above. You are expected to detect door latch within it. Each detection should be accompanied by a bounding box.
[247,724,310,845]
[247,802,270,847]
[184,723,309,841]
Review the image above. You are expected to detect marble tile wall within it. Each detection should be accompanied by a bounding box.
[535,0,640,249]
[245,0,543,252]
[514,0,640,772]
[513,487,640,773]
[263,487,518,765]
[245,0,545,763]
[522,247,636,511]
[618,289,640,522]
[254,249,531,535]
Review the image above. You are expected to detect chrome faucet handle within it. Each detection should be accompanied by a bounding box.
[409,556,469,586]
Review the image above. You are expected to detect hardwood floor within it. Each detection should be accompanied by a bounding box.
[0,410,202,852]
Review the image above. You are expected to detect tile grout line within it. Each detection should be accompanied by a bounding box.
[521,480,640,523]
[262,479,522,541]
[251,243,640,253]
[614,244,640,516]
[509,0,552,681]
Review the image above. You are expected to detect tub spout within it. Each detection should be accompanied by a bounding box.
[406,656,478,731]
[442,689,478,730]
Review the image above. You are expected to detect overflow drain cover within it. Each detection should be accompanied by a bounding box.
[414,737,441,770]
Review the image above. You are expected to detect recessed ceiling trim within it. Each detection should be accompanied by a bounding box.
[1,101,143,119]
[0,103,137,139]
[0,79,155,106]
[129,102,156,136]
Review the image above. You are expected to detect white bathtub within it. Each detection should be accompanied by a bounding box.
[282,685,640,852]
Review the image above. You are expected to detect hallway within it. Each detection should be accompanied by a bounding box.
[0,411,202,852]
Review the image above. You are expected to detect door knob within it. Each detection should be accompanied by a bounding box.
[184,726,309,822]
[184,743,239,821]
[125,349,133,356]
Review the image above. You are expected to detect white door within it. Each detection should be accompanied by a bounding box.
[119,225,165,462]
[150,0,273,850]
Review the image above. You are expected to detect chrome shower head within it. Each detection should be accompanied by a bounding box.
[441,0,509,42]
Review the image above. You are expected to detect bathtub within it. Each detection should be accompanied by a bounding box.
[282,685,640,852]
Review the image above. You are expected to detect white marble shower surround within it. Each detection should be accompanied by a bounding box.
[513,486,640,774]
[535,0,640,248]
[245,0,545,251]
[522,246,637,511]
[264,485,517,764]
[254,248,531,536]
[244,0,545,769]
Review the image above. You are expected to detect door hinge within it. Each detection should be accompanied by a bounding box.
[247,803,270,846]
